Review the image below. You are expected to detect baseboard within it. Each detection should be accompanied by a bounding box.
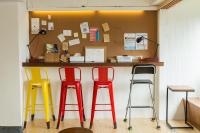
[0,126,23,133]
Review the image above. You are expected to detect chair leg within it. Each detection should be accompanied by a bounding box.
[61,86,67,122]
[24,83,32,129]
[148,84,160,129]
[31,87,37,121]
[108,83,117,129]
[48,84,56,121]
[42,83,50,129]
[89,84,98,129]
[76,84,84,127]
[57,83,65,129]
[128,86,132,131]
[80,84,86,121]
[124,83,133,123]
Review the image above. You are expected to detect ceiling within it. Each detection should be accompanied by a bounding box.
[0,0,167,10]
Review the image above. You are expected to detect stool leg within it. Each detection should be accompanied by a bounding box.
[148,84,160,129]
[108,83,117,129]
[124,82,133,122]
[57,83,65,129]
[31,87,37,121]
[76,84,84,127]
[48,84,56,121]
[61,86,67,122]
[24,83,32,129]
[80,84,86,121]
[42,83,50,129]
[89,84,98,129]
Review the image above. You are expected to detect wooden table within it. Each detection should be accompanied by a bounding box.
[166,85,195,129]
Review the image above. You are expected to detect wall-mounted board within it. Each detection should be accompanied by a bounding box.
[29,11,157,60]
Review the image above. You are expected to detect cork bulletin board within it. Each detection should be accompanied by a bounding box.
[29,11,157,59]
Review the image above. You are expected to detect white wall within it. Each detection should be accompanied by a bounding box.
[0,1,28,126]
[159,0,200,120]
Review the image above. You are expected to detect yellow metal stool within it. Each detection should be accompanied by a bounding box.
[24,67,55,129]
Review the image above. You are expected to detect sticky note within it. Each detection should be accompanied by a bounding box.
[41,20,47,26]
[63,30,72,36]
[62,42,68,51]
[48,15,51,20]
[102,23,110,32]
[103,34,110,42]
[48,22,54,30]
[69,38,80,46]
[82,33,87,39]
[74,32,79,37]
[57,34,65,42]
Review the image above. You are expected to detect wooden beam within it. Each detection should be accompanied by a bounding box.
[159,0,182,9]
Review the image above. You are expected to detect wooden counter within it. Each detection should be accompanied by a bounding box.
[22,61,164,67]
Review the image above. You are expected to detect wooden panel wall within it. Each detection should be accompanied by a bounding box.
[29,11,157,59]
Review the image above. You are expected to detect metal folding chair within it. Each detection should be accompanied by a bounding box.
[123,64,160,130]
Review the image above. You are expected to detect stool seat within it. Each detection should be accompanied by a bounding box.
[167,85,194,92]
[59,127,93,133]
[131,79,153,84]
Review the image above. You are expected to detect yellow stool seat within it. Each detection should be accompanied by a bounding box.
[24,67,55,129]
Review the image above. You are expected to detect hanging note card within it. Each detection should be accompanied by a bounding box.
[103,34,110,42]
[31,18,40,34]
[57,33,65,42]
[63,30,72,36]
[74,32,79,37]
[102,23,110,32]
[62,42,68,51]
[90,28,98,42]
[124,33,136,50]
[80,22,89,34]
[48,22,54,30]
[41,20,47,26]
[69,38,80,46]
[136,33,148,50]
[82,33,87,39]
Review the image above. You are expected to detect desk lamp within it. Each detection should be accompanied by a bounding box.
[136,36,159,62]
[27,29,47,63]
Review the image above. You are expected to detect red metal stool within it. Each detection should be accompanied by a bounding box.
[89,67,117,129]
[57,67,86,129]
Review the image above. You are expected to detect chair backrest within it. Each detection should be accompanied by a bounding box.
[132,64,156,74]
[65,67,75,81]
[25,67,48,82]
[92,67,114,81]
[59,67,81,82]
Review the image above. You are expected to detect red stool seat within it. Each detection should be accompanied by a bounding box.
[57,67,85,129]
[90,67,117,129]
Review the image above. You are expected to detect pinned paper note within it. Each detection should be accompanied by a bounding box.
[48,15,51,20]
[103,34,110,42]
[80,22,89,34]
[69,38,80,46]
[136,33,148,50]
[57,34,65,42]
[31,18,40,34]
[41,20,47,26]
[90,28,98,42]
[63,30,72,36]
[102,23,110,32]
[62,42,68,51]
[82,33,87,39]
[74,32,79,37]
[48,22,54,30]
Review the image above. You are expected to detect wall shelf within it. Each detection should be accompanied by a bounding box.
[22,61,164,67]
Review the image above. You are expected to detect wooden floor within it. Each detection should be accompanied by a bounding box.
[23,119,200,133]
